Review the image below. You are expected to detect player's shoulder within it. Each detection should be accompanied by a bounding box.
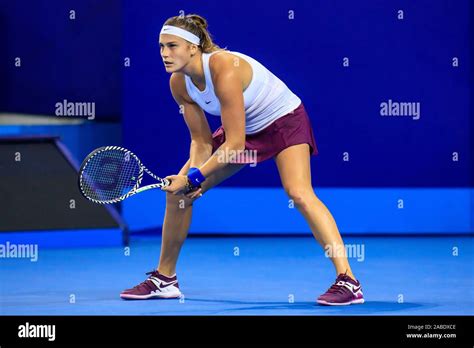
[170,73,193,103]
[209,50,237,74]
[170,72,185,89]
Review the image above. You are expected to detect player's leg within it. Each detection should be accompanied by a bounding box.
[273,143,355,279]
[157,160,246,276]
[274,143,364,305]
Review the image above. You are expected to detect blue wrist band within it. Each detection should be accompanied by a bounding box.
[187,168,206,187]
[188,167,199,176]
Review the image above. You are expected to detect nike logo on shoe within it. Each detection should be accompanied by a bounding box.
[346,283,362,293]
[149,276,177,290]
[339,281,361,293]
[159,281,177,289]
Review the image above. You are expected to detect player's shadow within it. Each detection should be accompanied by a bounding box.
[186,298,429,314]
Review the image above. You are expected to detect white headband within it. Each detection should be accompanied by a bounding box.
[160,25,201,45]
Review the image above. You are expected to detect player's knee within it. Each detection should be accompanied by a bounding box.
[166,192,194,209]
[286,186,313,210]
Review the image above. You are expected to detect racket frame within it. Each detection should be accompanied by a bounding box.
[78,146,169,204]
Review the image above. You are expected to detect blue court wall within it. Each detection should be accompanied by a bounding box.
[122,0,473,234]
[0,0,121,121]
[0,0,123,198]
[123,0,472,188]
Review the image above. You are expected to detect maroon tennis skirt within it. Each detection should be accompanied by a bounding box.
[211,102,318,164]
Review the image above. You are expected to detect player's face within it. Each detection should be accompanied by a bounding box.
[159,35,195,73]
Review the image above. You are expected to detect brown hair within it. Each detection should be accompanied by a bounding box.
[164,14,226,53]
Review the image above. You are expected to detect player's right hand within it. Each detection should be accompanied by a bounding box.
[185,186,203,200]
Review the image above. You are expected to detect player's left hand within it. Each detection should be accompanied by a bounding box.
[162,174,188,195]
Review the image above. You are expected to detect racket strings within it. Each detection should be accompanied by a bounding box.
[80,149,141,202]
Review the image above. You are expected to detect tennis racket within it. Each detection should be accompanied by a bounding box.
[78,146,171,204]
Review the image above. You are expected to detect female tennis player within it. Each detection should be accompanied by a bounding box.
[120,14,364,306]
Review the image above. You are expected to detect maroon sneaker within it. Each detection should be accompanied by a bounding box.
[317,273,364,306]
[120,270,181,300]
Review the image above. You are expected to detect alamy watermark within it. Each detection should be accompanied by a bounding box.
[55,99,95,120]
[380,99,420,120]
[0,241,38,262]
[324,243,365,262]
[216,148,257,167]
[18,322,55,341]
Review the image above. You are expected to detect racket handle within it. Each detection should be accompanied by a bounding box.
[162,178,171,187]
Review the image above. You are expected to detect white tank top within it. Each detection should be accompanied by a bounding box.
[184,50,302,134]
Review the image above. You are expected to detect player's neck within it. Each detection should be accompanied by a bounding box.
[183,53,205,89]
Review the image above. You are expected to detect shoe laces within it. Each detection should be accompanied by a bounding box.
[145,270,158,277]
[326,282,350,295]
[131,270,158,290]
[326,274,352,294]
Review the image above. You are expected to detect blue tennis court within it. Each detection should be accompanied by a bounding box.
[1,234,472,315]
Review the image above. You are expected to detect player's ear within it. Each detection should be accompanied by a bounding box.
[189,43,199,57]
